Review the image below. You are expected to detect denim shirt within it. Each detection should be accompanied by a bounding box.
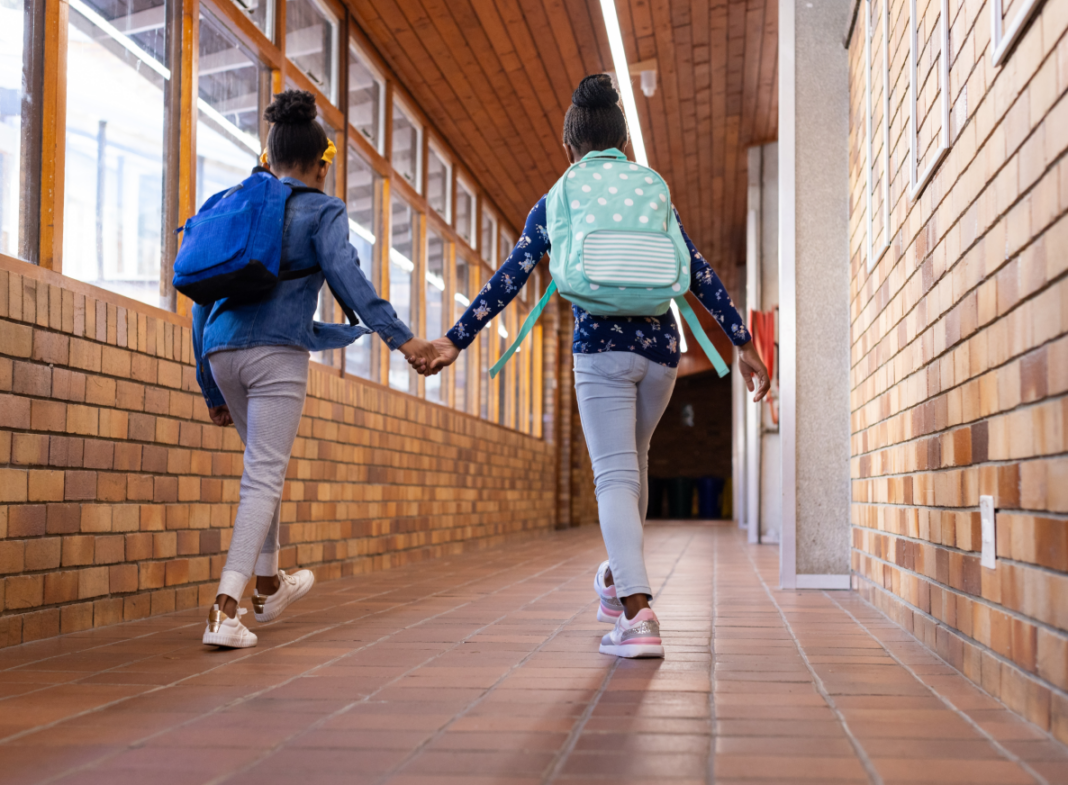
[191,176,413,408]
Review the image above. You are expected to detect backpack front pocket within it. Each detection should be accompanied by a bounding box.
[581,231,680,288]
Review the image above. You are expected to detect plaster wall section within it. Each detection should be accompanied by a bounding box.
[791,0,852,575]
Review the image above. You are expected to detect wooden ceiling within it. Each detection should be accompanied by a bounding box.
[348,0,778,296]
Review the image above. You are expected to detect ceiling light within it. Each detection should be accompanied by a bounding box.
[599,0,648,166]
[670,300,689,353]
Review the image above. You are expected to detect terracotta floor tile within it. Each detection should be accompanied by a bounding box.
[0,523,1060,785]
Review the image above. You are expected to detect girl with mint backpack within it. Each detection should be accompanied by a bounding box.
[416,75,770,658]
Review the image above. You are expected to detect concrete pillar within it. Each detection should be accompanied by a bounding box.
[778,0,852,589]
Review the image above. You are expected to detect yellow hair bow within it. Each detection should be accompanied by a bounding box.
[259,138,337,167]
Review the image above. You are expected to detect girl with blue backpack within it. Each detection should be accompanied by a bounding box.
[190,91,437,647]
[415,75,770,658]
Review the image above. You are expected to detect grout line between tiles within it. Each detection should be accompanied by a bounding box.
[828,592,1050,785]
[739,532,884,785]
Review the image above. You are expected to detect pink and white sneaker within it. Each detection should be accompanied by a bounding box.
[599,608,664,658]
[594,560,625,624]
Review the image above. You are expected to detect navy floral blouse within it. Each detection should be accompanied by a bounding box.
[446,196,750,367]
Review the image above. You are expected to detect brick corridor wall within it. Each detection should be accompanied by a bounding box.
[0,260,556,649]
[648,370,733,482]
[848,1,1068,739]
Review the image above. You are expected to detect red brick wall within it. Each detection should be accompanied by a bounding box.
[0,259,556,648]
[848,0,1068,739]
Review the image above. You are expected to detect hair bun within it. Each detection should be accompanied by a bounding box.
[571,74,619,110]
[264,90,318,126]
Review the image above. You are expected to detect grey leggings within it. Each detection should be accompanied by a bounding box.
[573,352,677,598]
[208,345,309,601]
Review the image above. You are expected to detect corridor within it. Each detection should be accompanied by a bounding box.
[0,522,1063,785]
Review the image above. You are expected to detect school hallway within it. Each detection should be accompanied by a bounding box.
[0,521,1062,785]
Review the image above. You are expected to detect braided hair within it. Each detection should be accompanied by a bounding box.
[562,74,629,154]
[263,90,329,170]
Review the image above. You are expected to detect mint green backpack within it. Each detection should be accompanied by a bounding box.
[491,148,729,378]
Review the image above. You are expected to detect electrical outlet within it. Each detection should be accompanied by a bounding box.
[980,495,996,569]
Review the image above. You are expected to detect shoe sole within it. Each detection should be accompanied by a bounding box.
[202,631,257,648]
[254,573,315,623]
[599,642,664,658]
[596,605,623,624]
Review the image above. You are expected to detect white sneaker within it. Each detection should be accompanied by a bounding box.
[202,605,257,648]
[594,560,625,624]
[252,569,315,623]
[599,608,664,658]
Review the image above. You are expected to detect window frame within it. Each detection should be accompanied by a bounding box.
[14,0,544,436]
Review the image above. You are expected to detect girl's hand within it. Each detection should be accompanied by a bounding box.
[738,343,771,402]
[208,405,232,427]
[422,337,459,376]
[398,337,437,369]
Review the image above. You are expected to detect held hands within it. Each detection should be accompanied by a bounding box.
[738,343,771,403]
[406,336,460,377]
[398,337,439,371]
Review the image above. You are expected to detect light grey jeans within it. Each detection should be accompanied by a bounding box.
[573,352,677,598]
[208,345,310,601]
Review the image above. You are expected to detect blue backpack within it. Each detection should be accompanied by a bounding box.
[173,172,324,305]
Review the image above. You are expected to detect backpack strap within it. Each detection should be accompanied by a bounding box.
[673,296,730,378]
[490,281,556,379]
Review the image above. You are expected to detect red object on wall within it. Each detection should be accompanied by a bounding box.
[748,308,778,424]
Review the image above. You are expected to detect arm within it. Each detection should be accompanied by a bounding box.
[675,209,770,401]
[445,197,550,351]
[191,303,231,425]
[312,200,415,352]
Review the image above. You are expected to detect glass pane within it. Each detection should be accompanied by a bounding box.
[226,0,272,41]
[311,286,336,366]
[345,146,376,381]
[497,318,507,426]
[424,229,445,403]
[480,211,495,264]
[348,42,382,153]
[196,11,260,208]
[64,0,168,308]
[285,0,337,104]
[388,194,413,392]
[455,180,474,247]
[453,256,471,412]
[1,0,41,260]
[480,326,489,419]
[391,103,420,192]
[426,146,449,219]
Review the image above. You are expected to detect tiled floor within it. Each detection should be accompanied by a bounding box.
[0,522,1066,785]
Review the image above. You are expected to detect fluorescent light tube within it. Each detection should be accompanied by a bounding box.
[670,300,689,353]
[599,0,648,166]
[389,249,414,272]
[348,219,376,245]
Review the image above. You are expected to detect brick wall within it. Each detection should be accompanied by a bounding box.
[848,0,1068,740]
[0,258,556,649]
[648,370,733,482]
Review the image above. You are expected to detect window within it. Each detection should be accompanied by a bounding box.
[496,316,508,426]
[480,322,490,419]
[388,194,414,392]
[63,0,168,307]
[424,229,445,403]
[345,146,377,381]
[426,143,450,220]
[0,0,40,262]
[348,41,383,153]
[225,0,273,42]
[481,210,496,265]
[391,101,420,192]
[285,0,338,104]
[455,179,475,248]
[454,255,473,413]
[196,10,261,208]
